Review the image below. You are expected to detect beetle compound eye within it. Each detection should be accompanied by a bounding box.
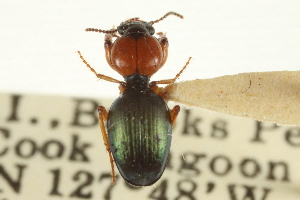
[118,30,124,35]
[147,25,155,35]
[149,27,155,35]
[117,24,127,35]
[122,24,128,30]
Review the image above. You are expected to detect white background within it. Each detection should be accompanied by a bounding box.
[1,2,300,199]
[0,0,299,98]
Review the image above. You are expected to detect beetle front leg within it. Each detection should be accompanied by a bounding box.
[104,34,115,69]
[170,105,180,127]
[157,32,168,68]
[150,57,192,86]
[77,51,123,84]
[98,106,116,185]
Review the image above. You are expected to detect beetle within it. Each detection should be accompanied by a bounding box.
[78,12,191,186]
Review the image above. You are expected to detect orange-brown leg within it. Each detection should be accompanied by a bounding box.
[170,105,180,127]
[104,34,115,69]
[77,51,123,84]
[149,57,192,98]
[157,32,169,68]
[98,106,116,185]
[150,57,192,86]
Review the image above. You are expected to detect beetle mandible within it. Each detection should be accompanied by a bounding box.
[78,12,191,186]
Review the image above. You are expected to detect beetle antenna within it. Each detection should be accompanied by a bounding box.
[149,12,183,25]
[85,28,118,34]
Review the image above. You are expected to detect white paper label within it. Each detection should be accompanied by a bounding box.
[0,92,299,200]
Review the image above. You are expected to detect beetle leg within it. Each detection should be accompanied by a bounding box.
[118,82,127,94]
[77,51,123,84]
[170,105,180,127]
[98,106,117,185]
[148,83,166,100]
[150,57,192,85]
[104,34,116,69]
[157,32,168,68]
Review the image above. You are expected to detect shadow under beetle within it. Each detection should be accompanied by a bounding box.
[78,12,191,186]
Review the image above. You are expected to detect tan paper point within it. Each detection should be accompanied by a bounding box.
[163,71,300,125]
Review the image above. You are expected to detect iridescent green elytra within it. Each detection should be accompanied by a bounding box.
[107,75,172,186]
